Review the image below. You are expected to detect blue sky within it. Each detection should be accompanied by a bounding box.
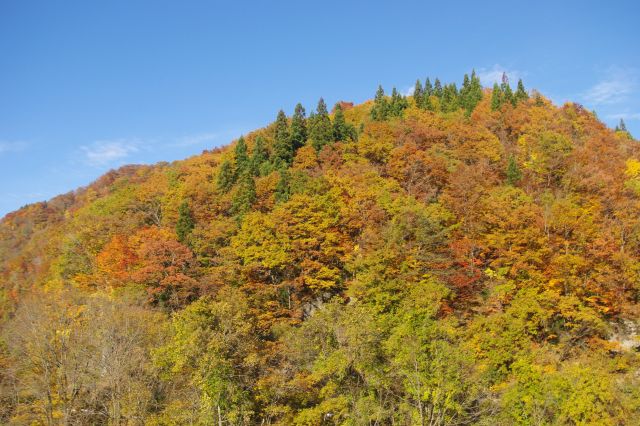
[1,0,639,217]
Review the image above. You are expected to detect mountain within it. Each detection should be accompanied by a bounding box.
[1,74,640,425]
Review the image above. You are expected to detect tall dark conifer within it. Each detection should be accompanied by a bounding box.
[310,98,333,151]
[290,103,307,150]
[462,70,483,116]
[491,83,503,111]
[333,103,351,141]
[501,73,515,106]
[414,79,424,108]
[251,136,268,176]
[506,155,522,185]
[217,160,235,193]
[618,118,627,132]
[371,85,389,121]
[175,200,195,243]
[515,79,529,103]
[231,172,256,215]
[460,74,471,99]
[424,78,433,97]
[274,169,291,203]
[273,110,292,166]
[433,78,443,98]
[389,87,408,117]
[440,84,459,113]
[423,78,435,111]
[235,136,250,176]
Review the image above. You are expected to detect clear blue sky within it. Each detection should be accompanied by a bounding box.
[1,0,639,217]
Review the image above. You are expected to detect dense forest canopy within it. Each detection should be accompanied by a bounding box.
[1,72,640,425]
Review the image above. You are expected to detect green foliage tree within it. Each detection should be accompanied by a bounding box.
[506,155,523,185]
[491,82,503,111]
[290,103,307,150]
[309,98,333,151]
[433,78,443,98]
[175,200,195,243]
[371,85,389,121]
[460,70,483,115]
[440,83,459,113]
[274,169,291,203]
[332,103,355,142]
[153,288,257,425]
[389,87,409,117]
[273,110,292,166]
[413,79,424,108]
[231,172,257,215]
[501,73,515,106]
[424,77,433,97]
[386,278,480,425]
[234,136,250,176]
[515,78,529,103]
[217,160,235,193]
[251,136,269,176]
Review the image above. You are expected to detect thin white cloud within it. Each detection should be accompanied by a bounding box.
[0,141,28,154]
[172,132,220,147]
[5,191,46,200]
[607,112,640,121]
[403,85,416,97]
[81,139,140,166]
[477,64,524,87]
[582,67,637,106]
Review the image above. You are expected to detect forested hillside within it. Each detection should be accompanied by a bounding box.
[1,72,640,425]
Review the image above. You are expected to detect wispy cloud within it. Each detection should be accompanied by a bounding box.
[403,85,416,97]
[5,191,47,200]
[78,128,239,167]
[172,132,220,147]
[477,64,524,87]
[606,112,640,121]
[582,67,637,106]
[0,140,28,154]
[81,139,140,166]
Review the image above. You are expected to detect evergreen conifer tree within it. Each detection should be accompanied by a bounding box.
[506,155,522,185]
[332,103,353,141]
[235,136,249,176]
[617,118,627,132]
[413,79,424,109]
[460,74,471,101]
[424,78,434,97]
[290,103,307,150]
[463,70,483,115]
[440,83,459,113]
[273,110,292,165]
[217,160,235,193]
[433,78,443,98]
[175,200,195,243]
[616,119,633,138]
[515,79,529,103]
[231,172,256,215]
[423,78,435,111]
[501,73,515,106]
[274,169,291,203]
[389,87,408,117]
[491,83,503,111]
[309,98,333,151]
[371,85,389,121]
[251,136,268,176]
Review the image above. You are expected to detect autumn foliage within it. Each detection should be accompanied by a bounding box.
[1,75,640,425]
